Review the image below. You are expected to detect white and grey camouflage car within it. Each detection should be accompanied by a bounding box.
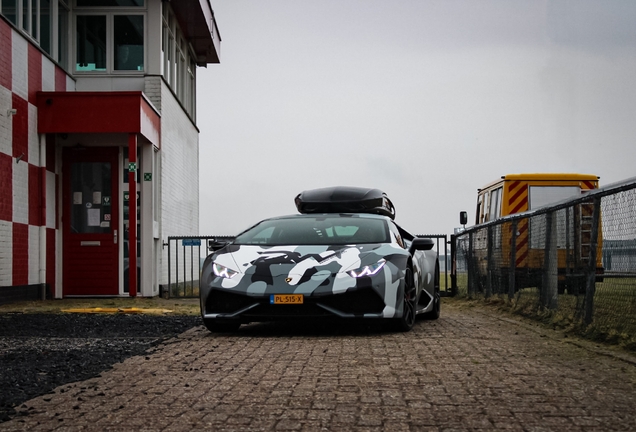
[200,187,440,332]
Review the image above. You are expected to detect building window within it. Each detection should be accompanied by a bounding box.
[1,0,18,25]
[0,1,69,68]
[58,1,69,67]
[188,58,196,117]
[21,0,28,31]
[76,0,143,6]
[76,15,107,71]
[39,0,51,53]
[1,0,55,55]
[114,15,143,71]
[162,2,197,119]
[74,13,145,73]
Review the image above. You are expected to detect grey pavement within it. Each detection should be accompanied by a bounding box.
[3,302,636,431]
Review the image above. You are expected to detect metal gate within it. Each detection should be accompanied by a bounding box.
[417,234,454,297]
[162,236,234,298]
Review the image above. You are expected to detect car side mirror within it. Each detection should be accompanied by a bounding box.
[459,211,468,226]
[208,238,229,252]
[409,237,435,253]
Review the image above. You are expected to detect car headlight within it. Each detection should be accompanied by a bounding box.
[212,262,238,279]
[348,259,386,278]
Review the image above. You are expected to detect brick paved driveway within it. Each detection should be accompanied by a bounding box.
[4,302,636,431]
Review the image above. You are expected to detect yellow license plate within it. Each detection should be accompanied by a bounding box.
[270,294,304,304]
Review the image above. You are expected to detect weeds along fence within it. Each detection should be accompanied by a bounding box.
[453,176,636,349]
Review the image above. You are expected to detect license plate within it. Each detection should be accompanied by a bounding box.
[270,294,304,304]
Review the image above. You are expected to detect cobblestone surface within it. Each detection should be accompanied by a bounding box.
[3,303,636,431]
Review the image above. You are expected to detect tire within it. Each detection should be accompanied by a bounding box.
[394,267,416,332]
[203,318,241,333]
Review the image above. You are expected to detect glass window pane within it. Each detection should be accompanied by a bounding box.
[235,217,390,246]
[58,4,69,67]
[76,15,107,71]
[22,0,28,31]
[70,162,112,234]
[31,0,36,37]
[1,0,17,25]
[40,0,52,54]
[76,0,143,6]
[114,15,144,71]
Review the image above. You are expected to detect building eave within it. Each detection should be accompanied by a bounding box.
[171,0,221,65]
[36,92,161,149]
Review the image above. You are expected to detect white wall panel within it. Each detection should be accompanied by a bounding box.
[28,103,39,166]
[12,157,28,224]
[11,30,28,101]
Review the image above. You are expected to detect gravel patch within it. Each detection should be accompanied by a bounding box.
[0,313,201,422]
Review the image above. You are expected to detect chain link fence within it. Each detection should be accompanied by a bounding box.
[452,176,636,350]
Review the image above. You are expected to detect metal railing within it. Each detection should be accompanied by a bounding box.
[416,234,453,296]
[451,176,636,349]
[163,236,234,298]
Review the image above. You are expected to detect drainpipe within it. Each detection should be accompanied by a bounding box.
[128,134,137,297]
[39,134,47,300]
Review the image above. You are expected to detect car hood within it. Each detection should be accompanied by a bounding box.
[216,244,399,279]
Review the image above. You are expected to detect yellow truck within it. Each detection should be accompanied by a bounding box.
[469,173,603,294]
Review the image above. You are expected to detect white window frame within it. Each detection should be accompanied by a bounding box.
[73,11,145,74]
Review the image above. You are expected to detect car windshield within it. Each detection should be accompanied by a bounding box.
[234,216,390,246]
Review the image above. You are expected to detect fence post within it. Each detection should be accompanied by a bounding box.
[584,198,601,325]
[542,212,558,310]
[565,207,572,294]
[468,231,474,297]
[486,225,493,298]
[450,234,457,297]
[167,239,171,299]
[508,220,517,300]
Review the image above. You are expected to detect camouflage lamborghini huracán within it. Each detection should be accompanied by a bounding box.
[200,187,440,332]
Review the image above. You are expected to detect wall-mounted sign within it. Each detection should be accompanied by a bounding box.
[124,191,140,202]
[144,173,152,181]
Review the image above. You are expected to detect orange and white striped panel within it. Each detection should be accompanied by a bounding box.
[507,181,529,268]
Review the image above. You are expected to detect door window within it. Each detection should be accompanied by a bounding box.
[70,162,113,234]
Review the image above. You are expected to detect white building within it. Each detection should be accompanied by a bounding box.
[0,0,220,301]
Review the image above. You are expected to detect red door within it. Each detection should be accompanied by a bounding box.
[63,147,119,295]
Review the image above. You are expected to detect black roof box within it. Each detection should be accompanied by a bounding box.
[294,186,396,219]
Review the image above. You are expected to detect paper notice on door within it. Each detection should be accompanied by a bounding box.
[73,192,82,205]
[87,209,100,226]
[93,192,102,205]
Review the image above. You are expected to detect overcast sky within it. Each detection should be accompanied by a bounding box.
[197,0,636,237]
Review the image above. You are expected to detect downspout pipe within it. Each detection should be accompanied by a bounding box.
[39,134,47,300]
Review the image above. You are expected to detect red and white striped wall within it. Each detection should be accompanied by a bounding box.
[0,18,74,298]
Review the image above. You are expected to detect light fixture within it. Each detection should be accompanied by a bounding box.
[7,109,17,117]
